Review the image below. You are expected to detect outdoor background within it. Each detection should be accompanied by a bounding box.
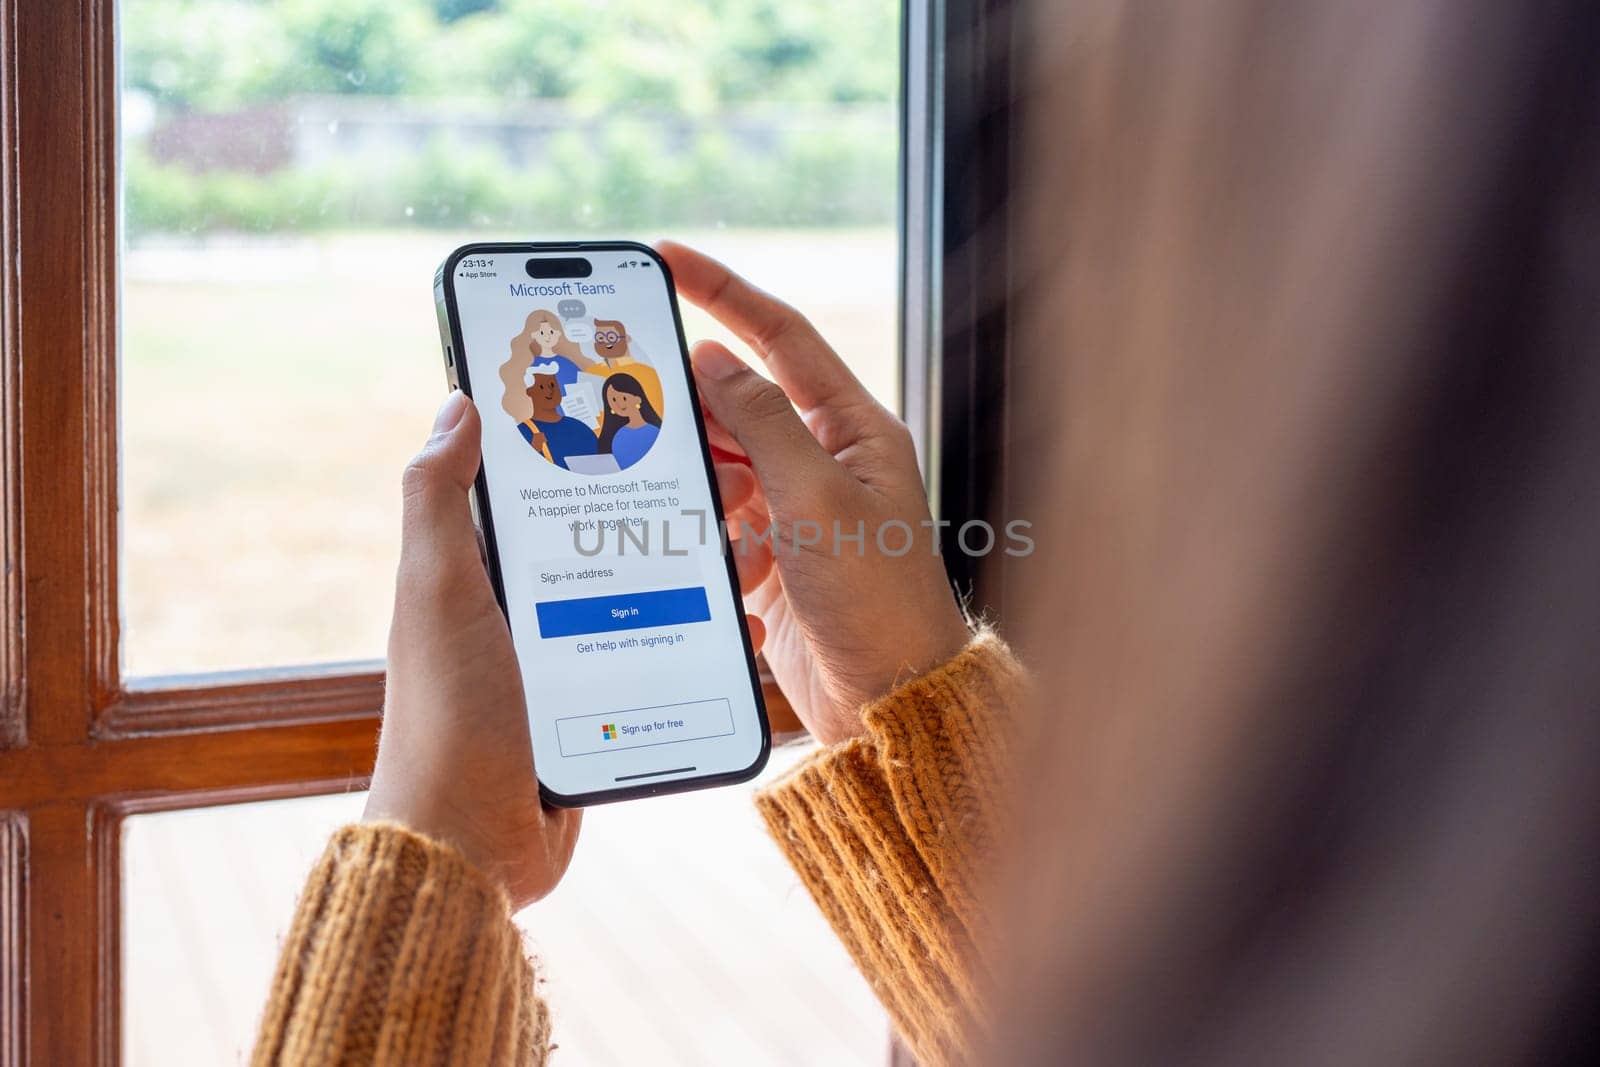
[119,1,902,1063]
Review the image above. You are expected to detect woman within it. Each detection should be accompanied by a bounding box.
[595,372,663,470]
[497,309,592,423]
[253,243,988,1065]
[254,0,1600,1061]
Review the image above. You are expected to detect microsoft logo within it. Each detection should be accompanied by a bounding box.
[601,723,618,741]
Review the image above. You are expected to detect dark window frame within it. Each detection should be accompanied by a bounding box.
[904,0,1016,616]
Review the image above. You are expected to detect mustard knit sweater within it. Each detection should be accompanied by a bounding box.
[253,633,1021,1066]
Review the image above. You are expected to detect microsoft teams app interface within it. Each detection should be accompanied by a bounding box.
[443,248,764,799]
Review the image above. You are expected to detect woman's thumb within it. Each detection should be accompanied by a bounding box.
[400,391,483,570]
[690,341,832,514]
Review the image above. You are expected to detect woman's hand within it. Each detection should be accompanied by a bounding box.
[364,392,581,910]
[660,242,971,745]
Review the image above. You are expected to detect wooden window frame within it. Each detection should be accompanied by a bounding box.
[0,1,393,1041]
[0,0,985,1062]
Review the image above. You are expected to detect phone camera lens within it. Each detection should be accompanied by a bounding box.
[526,257,593,279]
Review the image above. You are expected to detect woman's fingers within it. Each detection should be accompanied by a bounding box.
[730,526,775,594]
[744,613,766,656]
[716,460,772,543]
[717,461,773,591]
[702,406,749,462]
[714,460,757,514]
[689,340,837,517]
[660,240,868,413]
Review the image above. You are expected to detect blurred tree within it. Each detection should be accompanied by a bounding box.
[434,0,498,21]
[442,0,599,100]
[121,0,902,233]
[122,0,899,107]
[122,0,290,109]
[706,0,898,103]
[277,0,436,95]
[563,3,719,110]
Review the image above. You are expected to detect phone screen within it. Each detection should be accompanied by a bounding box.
[437,243,768,805]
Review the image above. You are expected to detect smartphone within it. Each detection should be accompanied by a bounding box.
[434,241,769,806]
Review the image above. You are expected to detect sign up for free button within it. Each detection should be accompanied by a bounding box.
[535,586,711,639]
[556,698,735,757]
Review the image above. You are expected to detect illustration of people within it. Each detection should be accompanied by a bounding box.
[524,309,592,386]
[518,362,598,470]
[596,373,664,470]
[581,318,665,418]
[498,310,594,425]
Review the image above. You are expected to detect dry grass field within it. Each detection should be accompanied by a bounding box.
[122,227,898,676]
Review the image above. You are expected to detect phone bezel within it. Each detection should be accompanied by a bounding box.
[437,240,771,807]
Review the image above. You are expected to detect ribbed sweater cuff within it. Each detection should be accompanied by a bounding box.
[755,630,1025,1066]
[253,822,549,1066]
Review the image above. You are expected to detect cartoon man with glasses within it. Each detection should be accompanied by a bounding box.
[581,317,665,420]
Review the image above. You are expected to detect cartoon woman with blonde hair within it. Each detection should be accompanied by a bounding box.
[497,309,594,422]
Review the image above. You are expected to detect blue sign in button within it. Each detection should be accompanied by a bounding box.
[535,586,712,639]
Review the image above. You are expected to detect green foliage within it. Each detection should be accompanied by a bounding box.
[122,1,291,109]
[433,0,497,22]
[707,0,899,104]
[121,0,900,234]
[126,147,355,233]
[276,0,438,95]
[436,0,616,102]
[124,108,896,237]
[387,135,513,226]
[124,0,897,109]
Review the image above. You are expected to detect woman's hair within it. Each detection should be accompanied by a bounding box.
[595,373,662,454]
[986,1,1600,1063]
[498,310,584,421]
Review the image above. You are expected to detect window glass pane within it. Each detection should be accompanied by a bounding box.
[120,0,902,676]
[121,750,885,1065]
